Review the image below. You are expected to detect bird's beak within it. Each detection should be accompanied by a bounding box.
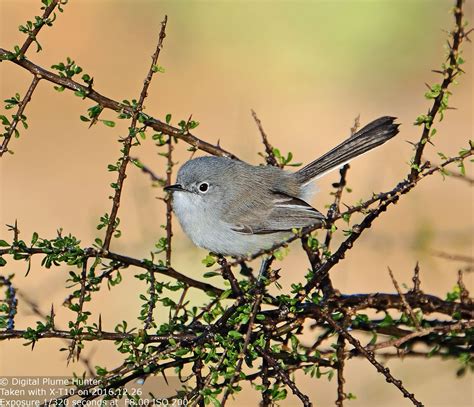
[164,184,186,192]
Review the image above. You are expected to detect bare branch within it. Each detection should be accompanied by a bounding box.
[388,267,421,330]
[251,109,279,166]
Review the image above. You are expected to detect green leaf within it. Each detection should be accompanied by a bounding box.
[219,289,232,300]
[228,330,243,339]
[414,114,432,126]
[152,65,165,73]
[101,120,115,128]
[0,240,9,247]
[202,254,216,267]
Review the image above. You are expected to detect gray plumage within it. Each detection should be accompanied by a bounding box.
[166,116,399,256]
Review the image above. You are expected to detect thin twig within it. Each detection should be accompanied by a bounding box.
[188,352,228,407]
[261,337,272,407]
[430,250,474,264]
[102,17,168,250]
[217,256,244,298]
[67,259,88,363]
[315,307,423,407]
[367,320,474,351]
[221,293,262,405]
[0,75,41,157]
[192,358,205,407]
[388,267,421,330]
[221,258,272,404]
[412,262,422,293]
[335,316,347,407]
[410,0,466,180]
[445,169,474,185]
[18,0,60,57]
[172,285,189,322]
[457,269,471,304]
[324,114,359,249]
[251,109,279,166]
[130,156,166,184]
[165,135,173,266]
[14,291,94,375]
[256,346,312,407]
[143,268,157,330]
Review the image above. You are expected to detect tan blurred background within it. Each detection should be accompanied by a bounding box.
[0,0,473,406]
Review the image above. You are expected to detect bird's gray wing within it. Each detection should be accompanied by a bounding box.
[230,191,325,235]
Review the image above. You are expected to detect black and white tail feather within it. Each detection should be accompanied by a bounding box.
[295,116,400,185]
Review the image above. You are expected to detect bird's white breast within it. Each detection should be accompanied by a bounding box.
[172,191,288,256]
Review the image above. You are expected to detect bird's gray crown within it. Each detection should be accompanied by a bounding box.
[177,156,242,187]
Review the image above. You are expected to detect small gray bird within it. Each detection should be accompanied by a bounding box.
[165,116,399,257]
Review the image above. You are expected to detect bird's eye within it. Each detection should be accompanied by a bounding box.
[198,182,209,193]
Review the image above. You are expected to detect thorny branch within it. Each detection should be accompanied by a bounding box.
[251,109,279,167]
[324,114,360,249]
[102,16,168,251]
[0,48,237,159]
[257,346,312,407]
[0,0,63,157]
[315,307,424,407]
[67,259,89,362]
[388,267,421,330]
[18,0,61,58]
[409,0,467,180]
[335,324,346,407]
[0,75,40,156]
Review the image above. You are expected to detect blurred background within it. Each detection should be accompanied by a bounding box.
[0,0,472,406]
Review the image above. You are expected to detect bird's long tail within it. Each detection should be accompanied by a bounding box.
[295,116,400,185]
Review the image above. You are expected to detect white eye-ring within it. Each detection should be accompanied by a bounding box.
[198,182,209,193]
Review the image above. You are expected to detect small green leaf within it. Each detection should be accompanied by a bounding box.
[228,330,243,339]
[152,65,165,73]
[202,254,216,267]
[101,120,115,128]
